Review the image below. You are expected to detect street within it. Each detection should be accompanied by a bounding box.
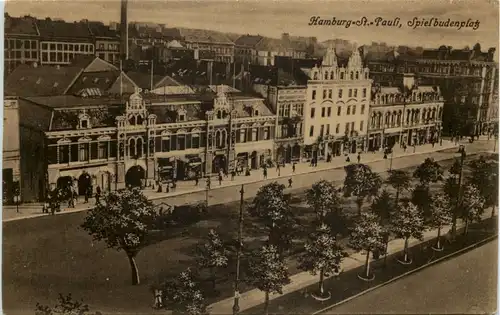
[321,240,498,314]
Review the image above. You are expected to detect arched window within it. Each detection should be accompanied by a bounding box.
[264,127,270,140]
[252,128,258,141]
[57,138,71,164]
[324,72,328,80]
[385,112,390,126]
[129,116,136,125]
[330,71,334,80]
[340,72,344,79]
[313,72,318,80]
[406,109,411,124]
[78,137,90,162]
[129,138,136,157]
[350,71,354,80]
[438,107,443,120]
[355,71,359,79]
[136,115,144,125]
[217,110,222,119]
[240,127,246,142]
[161,131,171,152]
[191,132,200,149]
[98,135,110,159]
[136,138,143,157]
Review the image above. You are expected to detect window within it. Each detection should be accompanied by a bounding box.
[309,126,314,137]
[177,134,186,150]
[345,123,350,133]
[347,106,351,115]
[328,89,333,99]
[363,88,367,98]
[351,122,355,131]
[361,105,365,115]
[252,128,258,141]
[312,90,316,100]
[192,133,200,148]
[79,143,89,161]
[352,105,356,115]
[338,89,343,98]
[337,107,341,116]
[98,142,108,159]
[320,125,324,137]
[240,128,246,142]
[327,107,331,117]
[354,89,358,97]
[336,124,340,134]
[59,144,69,163]
[360,121,364,131]
[311,108,315,118]
[323,90,327,99]
[321,107,325,117]
[264,127,270,140]
[348,89,352,97]
[326,124,330,135]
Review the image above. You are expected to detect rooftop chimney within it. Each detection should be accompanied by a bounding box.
[120,0,129,60]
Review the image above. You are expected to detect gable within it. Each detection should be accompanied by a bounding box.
[83,58,118,73]
[107,73,138,95]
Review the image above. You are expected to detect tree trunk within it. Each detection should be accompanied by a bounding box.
[356,197,363,216]
[403,237,409,262]
[436,227,442,249]
[365,250,371,278]
[211,266,216,290]
[395,189,400,205]
[383,237,389,267]
[127,254,140,285]
[463,218,469,236]
[264,291,270,315]
[319,268,325,295]
[491,205,496,218]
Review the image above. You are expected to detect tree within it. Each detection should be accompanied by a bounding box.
[81,188,157,285]
[468,156,498,217]
[459,184,485,235]
[428,193,452,250]
[411,184,433,218]
[343,164,382,215]
[248,182,295,251]
[386,170,411,205]
[298,224,347,299]
[162,268,208,315]
[35,294,100,315]
[349,212,386,280]
[370,190,394,263]
[413,158,444,187]
[196,229,229,291]
[246,245,290,315]
[390,202,425,264]
[306,180,342,222]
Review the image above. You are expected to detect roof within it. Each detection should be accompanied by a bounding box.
[166,40,184,48]
[255,37,290,51]
[232,98,274,117]
[5,64,82,97]
[24,95,124,109]
[148,103,204,124]
[235,35,264,47]
[66,71,121,96]
[177,28,234,45]
[88,21,119,38]
[36,18,92,39]
[5,15,39,36]
[208,85,241,93]
[126,71,182,90]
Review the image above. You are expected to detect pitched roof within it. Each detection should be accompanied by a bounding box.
[88,21,119,38]
[255,37,290,51]
[126,71,182,90]
[232,97,274,117]
[5,64,82,97]
[36,18,92,39]
[5,15,39,36]
[24,95,124,109]
[235,35,264,47]
[66,71,121,96]
[177,28,234,45]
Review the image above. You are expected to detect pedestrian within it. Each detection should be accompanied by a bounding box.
[166,184,170,193]
[172,181,177,191]
[206,177,211,190]
[357,153,361,163]
[154,289,163,309]
[263,168,267,179]
[95,185,101,205]
[84,187,90,204]
[195,176,199,186]
[345,156,350,162]
[231,170,236,181]
[277,164,281,176]
[292,162,296,173]
[288,178,293,188]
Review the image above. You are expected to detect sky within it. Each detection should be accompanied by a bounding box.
[5,0,500,51]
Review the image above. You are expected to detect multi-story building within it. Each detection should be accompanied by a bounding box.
[3,97,22,204]
[4,14,40,75]
[37,18,95,65]
[234,34,307,66]
[17,86,275,201]
[88,21,120,65]
[362,44,498,137]
[367,74,444,151]
[302,46,372,160]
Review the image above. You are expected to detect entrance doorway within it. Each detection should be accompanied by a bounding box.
[212,155,227,174]
[78,173,92,196]
[125,165,145,188]
[250,151,258,169]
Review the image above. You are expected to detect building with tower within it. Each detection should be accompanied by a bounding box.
[301,45,372,161]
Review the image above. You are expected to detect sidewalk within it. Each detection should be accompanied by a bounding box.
[207,213,493,314]
[4,139,491,222]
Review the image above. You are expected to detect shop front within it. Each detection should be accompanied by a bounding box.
[157,158,175,183]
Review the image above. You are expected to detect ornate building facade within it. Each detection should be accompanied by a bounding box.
[368,76,444,151]
[302,46,372,160]
[19,86,276,201]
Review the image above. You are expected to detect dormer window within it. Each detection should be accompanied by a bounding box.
[179,114,185,121]
[254,110,259,116]
[78,113,91,129]
[177,108,187,122]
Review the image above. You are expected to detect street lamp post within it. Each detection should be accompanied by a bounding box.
[451,145,466,238]
[232,185,244,315]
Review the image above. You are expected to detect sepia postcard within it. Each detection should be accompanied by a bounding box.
[2,0,499,314]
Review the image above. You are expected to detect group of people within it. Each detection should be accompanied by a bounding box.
[42,184,102,215]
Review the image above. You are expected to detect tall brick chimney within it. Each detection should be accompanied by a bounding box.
[120,0,129,60]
